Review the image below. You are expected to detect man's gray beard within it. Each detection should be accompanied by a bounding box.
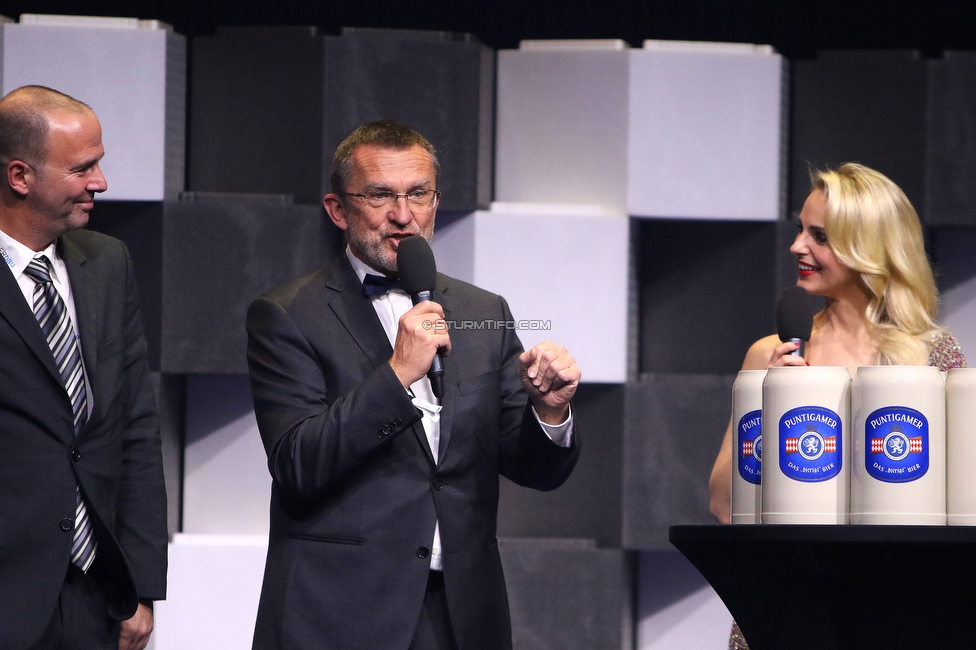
[347,223,434,276]
[352,238,397,275]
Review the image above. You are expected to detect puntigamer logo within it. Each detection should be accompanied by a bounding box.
[737,409,762,485]
[865,406,928,483]
[779,406,842,482]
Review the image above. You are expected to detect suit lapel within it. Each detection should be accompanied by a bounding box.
[60,235,102,430]
[0,249,66,387]
[325,256,395,368]
[433,276,455,465]
[325,257,440,466]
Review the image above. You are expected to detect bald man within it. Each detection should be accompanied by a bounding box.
[0,85,166,650]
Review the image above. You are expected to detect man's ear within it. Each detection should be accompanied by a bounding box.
[323,193,349,231]
[7,160,31,197]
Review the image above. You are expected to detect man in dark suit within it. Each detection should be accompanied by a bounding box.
[246,120,581,650]
[0,86,167,650]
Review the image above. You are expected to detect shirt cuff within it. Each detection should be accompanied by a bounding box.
[532,404,574,447]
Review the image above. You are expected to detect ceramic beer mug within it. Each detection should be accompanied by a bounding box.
[946,367,976,525]
[761,366,851,524]
[850,365,945,525]
[731,370,765,524]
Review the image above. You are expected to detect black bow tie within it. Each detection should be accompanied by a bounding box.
[362,273,404,297]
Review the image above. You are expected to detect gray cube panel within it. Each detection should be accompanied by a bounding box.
[930,227,976,364]
[499,539,631,650]
[498,384,624,548]
[152,372,186,538]
[323,29,494,211]
[638,220,777,374]
[623,373,734,550]
[790,51,928,217]
[188,27,326,204]
[161,199,341,373]
[88,198,342,374]
[926,52,976,227]
[87,201,165,368]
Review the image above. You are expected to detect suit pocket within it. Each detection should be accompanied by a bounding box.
[288,533,366,546]
[96,330,126,362]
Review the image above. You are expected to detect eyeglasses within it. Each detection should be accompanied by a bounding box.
[339,189,441,210]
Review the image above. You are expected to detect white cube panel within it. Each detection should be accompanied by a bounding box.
[154,535,267,650]
[495,40,785,221]
[636,551,734,650]
[941,277,976,360]
[495,48,630,212]
[432,208,629,383]
[182,375,270,535]
[628,44,784,220]
[1,22,186,200]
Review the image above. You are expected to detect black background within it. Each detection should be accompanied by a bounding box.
[1,0,976,57]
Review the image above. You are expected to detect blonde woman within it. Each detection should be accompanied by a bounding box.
[707,162,966,650]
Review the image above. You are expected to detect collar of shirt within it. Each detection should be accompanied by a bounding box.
[0,227,63,282]
[0,227,70,307]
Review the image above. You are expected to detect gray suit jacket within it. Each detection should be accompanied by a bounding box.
[246,254,579,650]
[0,229,167,650]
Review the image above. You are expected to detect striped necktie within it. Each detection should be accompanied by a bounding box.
[23,256,97,573]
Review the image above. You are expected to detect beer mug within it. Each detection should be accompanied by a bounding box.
[851,366,945,525]
[731,370,765,524]
[761,366,851,524]
[947,368,976,525]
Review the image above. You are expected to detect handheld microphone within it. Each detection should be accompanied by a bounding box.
[776,286,814,358]
[397,235,445,398]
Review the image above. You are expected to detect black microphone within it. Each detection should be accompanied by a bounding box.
[776,286,813,358]
[397,235,445,398]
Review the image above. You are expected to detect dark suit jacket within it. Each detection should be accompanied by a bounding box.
[246,255,579,650]
[0,229,167,650]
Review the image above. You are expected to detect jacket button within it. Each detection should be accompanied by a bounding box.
[60,517,73,531]
[70,449,81,462]
[433,478,444,490]
[393,417,402,426]
[417,546,430,559]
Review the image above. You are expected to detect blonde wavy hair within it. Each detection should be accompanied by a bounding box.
[812,162,941,365]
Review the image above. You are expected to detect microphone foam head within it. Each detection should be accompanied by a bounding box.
[397,235,437,294]
[776,286,814,342]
